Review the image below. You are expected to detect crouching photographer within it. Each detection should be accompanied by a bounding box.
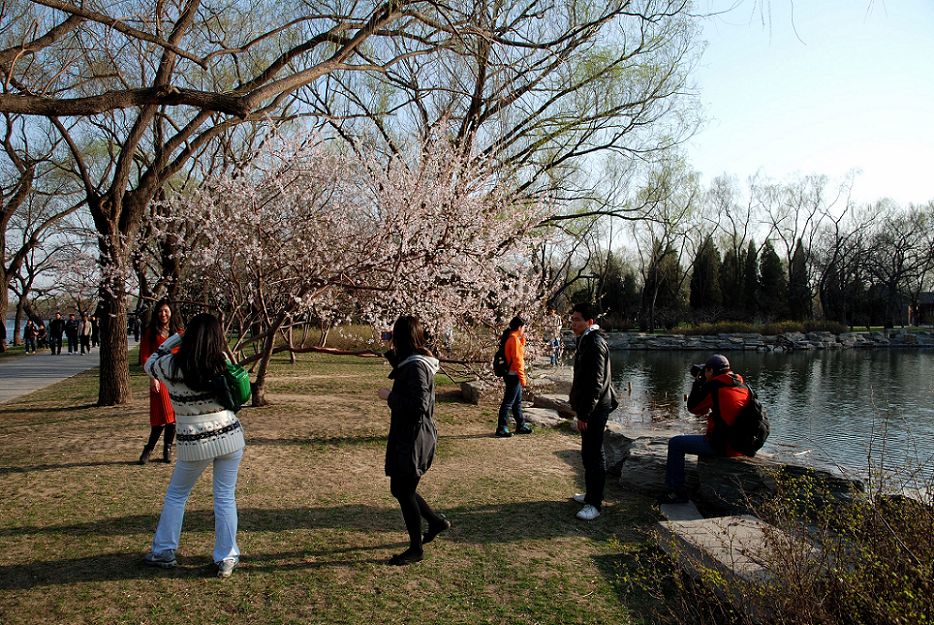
[658,354,752,504]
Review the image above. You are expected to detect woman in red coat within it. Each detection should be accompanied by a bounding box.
[138,300,182,464]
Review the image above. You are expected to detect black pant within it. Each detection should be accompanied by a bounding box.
[80,335,90,353]
[66,334,78,353]
[50,336,62,354]
[580,407,611,510]
[390,474,443,551]
[145,424,176,451]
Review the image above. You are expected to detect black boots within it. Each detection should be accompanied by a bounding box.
[138,446,154,465]
[163,444,174,464]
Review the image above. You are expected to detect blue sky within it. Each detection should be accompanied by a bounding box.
[687,0,934,205]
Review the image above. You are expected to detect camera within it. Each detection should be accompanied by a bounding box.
[690,363,705,379]
[380,330,393,341]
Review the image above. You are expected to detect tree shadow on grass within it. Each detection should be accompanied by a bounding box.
[0,460,134,475]
[0,494,634,589]
[0,402,98,415]
[0,542,406,589]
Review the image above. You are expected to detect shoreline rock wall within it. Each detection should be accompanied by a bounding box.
[598,329,934,352]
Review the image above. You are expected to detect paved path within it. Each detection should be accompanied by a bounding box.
[0,349,107,404]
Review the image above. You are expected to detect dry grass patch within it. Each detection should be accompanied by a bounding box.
[0,353,660,625]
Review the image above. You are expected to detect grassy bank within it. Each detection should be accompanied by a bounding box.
[0,353,659,625]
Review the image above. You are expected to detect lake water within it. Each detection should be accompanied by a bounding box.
[608,349,934,484]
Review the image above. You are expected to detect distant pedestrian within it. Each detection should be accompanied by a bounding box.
[90,315,101,348]
[64,313,79,354]
[495,316,532,437]
[78,313,92,354]
[568,302,618,521]
[23,320,38,354]
[549,336,562,366]
[378,315,449,565]
[36,321,48,351]
[138,301,182,465]
[49,312,65,355]
[130,314,141,342]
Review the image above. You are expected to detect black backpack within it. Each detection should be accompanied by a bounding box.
[492,343,510,377]
[711,375,770,457]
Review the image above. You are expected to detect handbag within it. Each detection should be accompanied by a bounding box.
[211,360,252,412]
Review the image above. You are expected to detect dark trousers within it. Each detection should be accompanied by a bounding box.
[66,334,78,353]
[580,408,611,510]
[80,335,90,353]
[50,336,62,354]
[390,474,443,551]
[496,374,525,432]
[145,424,176,451]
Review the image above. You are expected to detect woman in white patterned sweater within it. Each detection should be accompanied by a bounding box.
[142,313,246,578]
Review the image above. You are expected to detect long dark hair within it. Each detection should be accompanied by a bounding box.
[172,313,227,390]
[145,299,181,345]
[499,315,525,348]
[391,315,433,362]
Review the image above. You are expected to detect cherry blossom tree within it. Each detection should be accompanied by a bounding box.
[157,135,551,403]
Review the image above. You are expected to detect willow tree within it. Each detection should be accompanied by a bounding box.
[0,0,464,404]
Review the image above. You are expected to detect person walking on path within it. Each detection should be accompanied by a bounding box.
[89,315,99,348]
[659,354,752,504]
[23,320,38,353]
[378,315,450,566]
[36,321,48,351]
[138,301,182,465]
[64,313,79,354]
[49,312,65,355]
[142,312,246,578]
[568,302,618,521]
[495,316,533,437]
[78,313,93,354]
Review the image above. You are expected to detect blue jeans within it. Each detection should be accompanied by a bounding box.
[151,448,243,563]
[665,434,716,492]
[497,374,525,432]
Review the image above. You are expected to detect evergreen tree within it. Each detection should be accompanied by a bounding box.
[743,240,759,318]
[720,247,742,317]
[787,239,811,320]
[689,235,722,312]
[758,240,788,320]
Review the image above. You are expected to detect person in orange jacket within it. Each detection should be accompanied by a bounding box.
[495,316,533,437]
[659,353,751,504]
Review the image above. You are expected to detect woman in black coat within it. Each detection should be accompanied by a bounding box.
[378,315,450,565]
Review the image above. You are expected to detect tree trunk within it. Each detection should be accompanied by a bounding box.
[98,286,130,405]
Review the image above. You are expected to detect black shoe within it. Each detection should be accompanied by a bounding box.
[656,490,690,505]
[514,425,533,434]
[423,517,451,544]
[138,447,153,465]
[388,548,424,566]
[495,429,512,438]
[163,445,174,464]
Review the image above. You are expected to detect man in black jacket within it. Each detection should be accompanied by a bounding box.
[49,312,65,355]
[568,302,619,521]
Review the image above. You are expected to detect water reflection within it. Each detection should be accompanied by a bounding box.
[610,349,934,482]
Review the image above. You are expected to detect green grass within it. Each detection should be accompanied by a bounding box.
[0,352,662,625]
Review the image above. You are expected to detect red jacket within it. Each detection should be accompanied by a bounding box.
[687,371,750,457]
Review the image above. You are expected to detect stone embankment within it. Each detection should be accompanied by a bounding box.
[600,329,934,351]
[460,367,864,518]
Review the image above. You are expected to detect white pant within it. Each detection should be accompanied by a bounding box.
[151,448,243,564]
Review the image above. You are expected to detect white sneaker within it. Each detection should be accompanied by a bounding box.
[572,493,586,504]
[576,504,601,521]
[216,558,237,578]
